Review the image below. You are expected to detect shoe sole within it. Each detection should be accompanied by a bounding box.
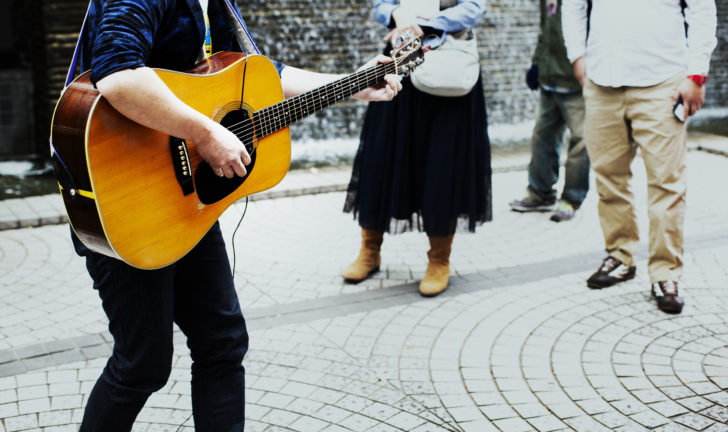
[651,290,684,314]
[657,303,683,314]
[510,205,555,213]
[550,214,573,222]
[419,287,447,297]
[342,266,379,284]
[587,272,636,289]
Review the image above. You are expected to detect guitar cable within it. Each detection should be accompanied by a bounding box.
[174,196,248,431]
[176,50,252,432]
[231,196,249,277]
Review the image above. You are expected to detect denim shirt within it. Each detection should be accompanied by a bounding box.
[374,0,486,36]
[80,0,283,85]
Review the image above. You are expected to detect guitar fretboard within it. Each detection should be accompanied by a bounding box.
[248,62,398,140]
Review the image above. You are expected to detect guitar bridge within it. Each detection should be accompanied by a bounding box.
[170,137,195,196]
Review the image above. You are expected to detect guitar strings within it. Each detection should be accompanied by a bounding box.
[225,63,392,140]
[224,62,396,143]
[175,196,249,432]
[174,57,402,432]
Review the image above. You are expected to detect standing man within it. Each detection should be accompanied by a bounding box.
[73,0,401,430]
[562,0,717,313]
[510,0,589,222]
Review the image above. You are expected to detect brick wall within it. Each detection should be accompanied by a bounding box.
[708,2,728,108]
[241,0,728,140]
[29,0,728,149]
[240,0,544,139]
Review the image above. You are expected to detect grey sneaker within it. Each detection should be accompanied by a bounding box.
[509,192,555,212]
[550,200,576,222]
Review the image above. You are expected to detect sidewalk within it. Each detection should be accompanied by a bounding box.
[0,147,532,232]
[0,134,727,431]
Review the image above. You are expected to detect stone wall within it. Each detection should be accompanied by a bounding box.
[240,0,728,141]
[23,0,728,152]
[709,2,728,108]
[240,0,543,140]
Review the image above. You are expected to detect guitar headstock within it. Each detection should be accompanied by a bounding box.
[390,32,425,77]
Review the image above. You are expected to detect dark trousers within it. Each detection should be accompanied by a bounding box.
[527,89,590,206]
[78,223,248,431]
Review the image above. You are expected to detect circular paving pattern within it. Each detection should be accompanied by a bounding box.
[238,273,728,432]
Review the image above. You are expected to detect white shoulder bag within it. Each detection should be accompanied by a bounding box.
[410,29,480,97]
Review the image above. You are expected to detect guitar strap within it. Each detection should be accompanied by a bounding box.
[62,0,260,88]
[52,0,92,196]
[52,0,261,177]
[221,0,261,55]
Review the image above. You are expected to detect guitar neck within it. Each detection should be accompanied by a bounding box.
[251,61,398,139]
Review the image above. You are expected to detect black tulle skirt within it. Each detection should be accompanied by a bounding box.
[343,74,492,236]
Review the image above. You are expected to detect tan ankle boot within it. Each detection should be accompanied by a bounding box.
[341,229,383,283]
[419,235,454,297]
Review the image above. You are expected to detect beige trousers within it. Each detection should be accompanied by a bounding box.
[583,74,687,283]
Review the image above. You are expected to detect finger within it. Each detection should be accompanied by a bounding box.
[686,102,696,118]
[216,167,224,177]
[383,29,394,41]
[222,165,235,179]
[388,86,397,99]
[231,160,247,177]
[376,54,392,64]
[240,147,251,165]
[384,75,401,92]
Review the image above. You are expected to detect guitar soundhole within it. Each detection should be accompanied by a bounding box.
[195,109,257,205]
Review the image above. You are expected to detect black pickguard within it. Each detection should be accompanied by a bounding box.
[194,109,257,205]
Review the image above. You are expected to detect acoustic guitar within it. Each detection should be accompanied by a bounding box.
[51,36,424,269]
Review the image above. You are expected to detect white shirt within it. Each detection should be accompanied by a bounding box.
[561,0,717,87]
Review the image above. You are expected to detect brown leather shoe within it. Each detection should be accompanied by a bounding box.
[651,281,684,314]
[341,229,383,283]
[587,256,636,289]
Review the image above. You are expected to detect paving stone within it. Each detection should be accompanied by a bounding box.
[1,149,728,431]
[673,412,715,430]
[3,413,38,432]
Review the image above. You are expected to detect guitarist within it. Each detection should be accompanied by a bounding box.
[73,1,401,431]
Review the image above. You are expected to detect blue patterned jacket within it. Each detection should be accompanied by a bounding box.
[79,0,282,84]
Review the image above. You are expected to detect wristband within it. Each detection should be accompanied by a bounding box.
[687,74,707,87]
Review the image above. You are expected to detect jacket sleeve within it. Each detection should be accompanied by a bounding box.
[374,0,398,28]
[684,0,718,75]
[89,0,170,84]
[424,0,485,33]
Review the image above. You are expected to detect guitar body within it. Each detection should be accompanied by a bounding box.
[51,52,291,269]
[51,37,425,270]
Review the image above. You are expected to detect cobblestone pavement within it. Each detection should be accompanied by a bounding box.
[0,136,727,431]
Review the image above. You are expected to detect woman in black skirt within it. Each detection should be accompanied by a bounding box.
[342,0,492,297]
